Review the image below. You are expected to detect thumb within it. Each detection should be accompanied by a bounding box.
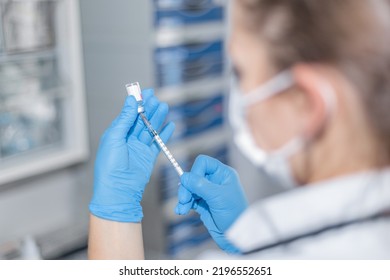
[109,96,139,140]
[180,172,217,199]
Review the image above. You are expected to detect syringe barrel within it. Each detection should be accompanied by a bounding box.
[154,134,184,177]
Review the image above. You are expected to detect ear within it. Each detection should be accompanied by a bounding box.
[292,64,336,139]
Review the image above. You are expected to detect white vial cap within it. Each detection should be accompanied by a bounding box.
[126,82,145,113]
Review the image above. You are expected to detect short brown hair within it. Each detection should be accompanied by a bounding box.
[240,0,390,162]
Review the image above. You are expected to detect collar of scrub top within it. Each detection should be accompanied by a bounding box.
[225,169,390,255]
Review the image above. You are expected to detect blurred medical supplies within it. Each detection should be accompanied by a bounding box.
[154,0,224,27]
[1,0,56,53]
[155,40,224,87]
[0,0,88,185]
[0,56,62,158]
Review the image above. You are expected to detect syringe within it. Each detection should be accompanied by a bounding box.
[139,112,184,177]
[126,82,184,177]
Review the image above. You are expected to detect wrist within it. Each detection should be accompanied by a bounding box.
[89,198,143,223]
[88,214,145,259]
[89,204,143,223]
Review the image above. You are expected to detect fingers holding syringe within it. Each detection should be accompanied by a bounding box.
[129,89,159,137]
[106,95,139,141]
[138,102,169,144]
[175,185,194,215]
[150,122,175,157]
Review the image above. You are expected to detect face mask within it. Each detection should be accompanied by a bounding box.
[229,71,304,190]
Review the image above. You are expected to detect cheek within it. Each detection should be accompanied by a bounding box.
[247,98,300,151]
[247,102,276,150]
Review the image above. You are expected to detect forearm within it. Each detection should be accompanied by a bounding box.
[88,214,145,260]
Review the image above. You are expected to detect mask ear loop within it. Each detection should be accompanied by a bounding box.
[319,80,337,122]
[305,78,338,140]
[300,79,338,185]
[241,70,295,107]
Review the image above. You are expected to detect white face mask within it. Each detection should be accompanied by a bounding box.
[229,70,332,190]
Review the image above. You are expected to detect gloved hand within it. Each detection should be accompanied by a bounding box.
[89,89,175,223]
[175,155,248,254]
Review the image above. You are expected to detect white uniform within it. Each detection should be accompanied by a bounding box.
[200,169,390,259]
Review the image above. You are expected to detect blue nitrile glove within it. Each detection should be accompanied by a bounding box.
[89,89,175,223]
[175,155,248,254]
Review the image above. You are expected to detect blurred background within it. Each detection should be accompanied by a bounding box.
[0,0,282,260]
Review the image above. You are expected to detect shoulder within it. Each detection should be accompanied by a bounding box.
[199,218,390,260]
[252,218,390,259]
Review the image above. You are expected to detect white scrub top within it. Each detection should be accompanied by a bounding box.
[200,169,390,259]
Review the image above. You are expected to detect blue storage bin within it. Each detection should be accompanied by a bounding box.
[168,94,224,142]
[166,215,211,256]
[154,0,224,27]
[155,41,224,87]
[0,99,63,158]
[154,0,219,11]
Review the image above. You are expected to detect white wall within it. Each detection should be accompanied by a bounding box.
[0,167,82,244]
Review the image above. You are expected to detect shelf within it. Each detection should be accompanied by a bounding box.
[162,126,228,157]
[0,0,60,2]
[156,76,227,105]
[0,49,57,64]
[154,0,225,11]
[0,144,88,186]
[155,22,225,48]
[0,85,69,111]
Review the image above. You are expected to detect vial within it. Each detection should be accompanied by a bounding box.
[126,82,145,113]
